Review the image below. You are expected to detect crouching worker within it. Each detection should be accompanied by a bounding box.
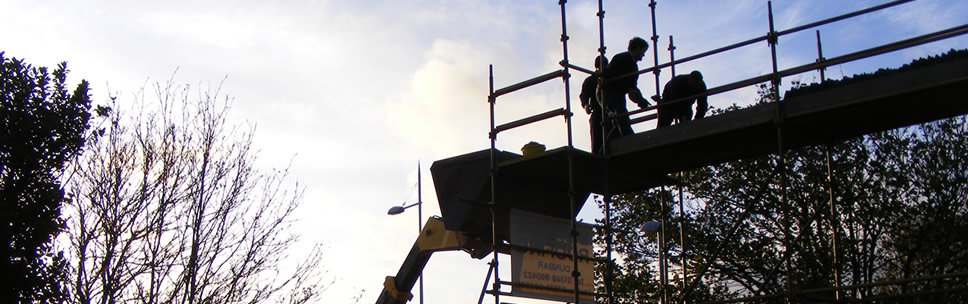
[657,70,708,128]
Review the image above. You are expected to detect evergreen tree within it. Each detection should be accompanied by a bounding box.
[1,52,92,303]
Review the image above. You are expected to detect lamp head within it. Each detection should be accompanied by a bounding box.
[387,205,405,215]
[640,220,661,233]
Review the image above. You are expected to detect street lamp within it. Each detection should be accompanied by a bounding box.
[640,220,669,304]
[387,162,423,304]
[387,202,420,215]
[640,220,661,233]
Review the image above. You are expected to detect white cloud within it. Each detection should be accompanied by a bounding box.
[385,39,492,157]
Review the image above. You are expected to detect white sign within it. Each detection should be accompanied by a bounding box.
[509,209,595,303]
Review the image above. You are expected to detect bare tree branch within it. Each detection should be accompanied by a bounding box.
[64,78,326,304]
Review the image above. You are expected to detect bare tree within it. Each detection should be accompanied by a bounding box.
[64,77,326,304]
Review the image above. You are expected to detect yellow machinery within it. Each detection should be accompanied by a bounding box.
[375,216,490,304]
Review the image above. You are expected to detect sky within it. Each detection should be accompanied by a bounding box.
[2,0,967,303]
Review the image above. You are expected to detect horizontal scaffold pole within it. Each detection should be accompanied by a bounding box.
[628,113,657,126]
[607,0,915,85]
[623,73,772,118]
[496,280,607,298]
[491,70,566,100]
[780,23,968,79]
[778,0,912,37]
[667,0,913,73]
[562,61,595,76]
[491,108,569,138]
[620,23,968,122]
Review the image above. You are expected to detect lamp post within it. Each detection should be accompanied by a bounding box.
[387,162,423,304]
[641,220,668,304]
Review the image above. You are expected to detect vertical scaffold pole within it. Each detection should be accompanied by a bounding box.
[648,9,669,301]
[560,0,574,149]
[558,1,582,303]
[669,42,688,304]
[816,30,827,82]
[597,0,609,157]
[677,173,687,304]
[650,3,670,302]
[665,14,685,304]
[649,0,662,100]
[668,35,677,77]
[766,2,793,302]
[487,65,500,304]
[597,0,614,302]
[824,145,842,301]
[660,184,669,304]
[817,29,842,302]
[417,161,424,304]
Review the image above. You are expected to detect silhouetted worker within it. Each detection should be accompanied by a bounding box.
[657,70,707,128]
[602,37,652,142]
[580,55,608,154]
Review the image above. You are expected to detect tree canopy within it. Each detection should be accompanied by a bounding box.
[596,83,968,303]
[1,52,92,303]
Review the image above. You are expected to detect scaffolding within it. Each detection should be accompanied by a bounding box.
[477,1,968,304]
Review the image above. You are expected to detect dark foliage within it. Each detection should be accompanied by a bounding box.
[784,48,968,99]
[1,52,92,303]
[597,74,968,303]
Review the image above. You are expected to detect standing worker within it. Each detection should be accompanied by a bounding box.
[602,37,652,142]
[580,55,608,154]
[657,70,708,128]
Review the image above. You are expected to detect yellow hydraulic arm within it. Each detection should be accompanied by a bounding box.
[375,216,490,304]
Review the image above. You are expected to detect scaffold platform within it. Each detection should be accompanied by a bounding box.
[432,55,968,243]
[610,55,968,174]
